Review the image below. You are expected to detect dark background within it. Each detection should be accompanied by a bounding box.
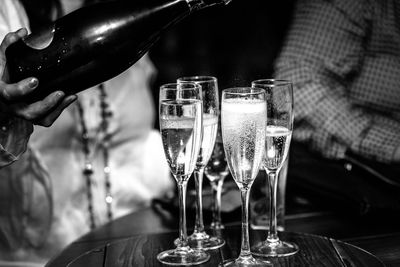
[148,0,400,221]
[149,0,296,128]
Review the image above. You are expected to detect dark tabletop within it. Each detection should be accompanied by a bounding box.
[45,203,400,267]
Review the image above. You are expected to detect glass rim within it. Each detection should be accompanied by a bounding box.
[177,76,217,83]
[222,87,264,96]
[251,79,292,87]
[160,82,201,90]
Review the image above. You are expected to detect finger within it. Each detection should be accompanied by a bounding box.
[13,91,65,121]
[1,29,28,80]
[0,77,38,102]
[36,95,77,127]
[0,28,28,54]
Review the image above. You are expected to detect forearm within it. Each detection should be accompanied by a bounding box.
[355,114,400,163]
[278,61,400,163]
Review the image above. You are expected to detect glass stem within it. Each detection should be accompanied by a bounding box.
[194,168,205,234]
[267,171,279,244]
[177,179,189,248]
[239,187,252,258]
[211,179,224,228]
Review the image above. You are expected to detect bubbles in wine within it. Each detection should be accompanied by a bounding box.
[222,99,266,187]
[263,125,292,171]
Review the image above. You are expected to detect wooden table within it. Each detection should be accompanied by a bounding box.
[45,206,400,267]
[62,230,386,266]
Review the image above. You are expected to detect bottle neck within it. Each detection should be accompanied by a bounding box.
[186,0,232,11]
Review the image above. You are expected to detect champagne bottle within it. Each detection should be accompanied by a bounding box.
[5,0,231,102]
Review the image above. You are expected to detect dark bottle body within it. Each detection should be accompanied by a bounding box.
[5,0,230,102]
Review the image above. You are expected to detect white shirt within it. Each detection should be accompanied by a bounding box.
[0,0,173,264]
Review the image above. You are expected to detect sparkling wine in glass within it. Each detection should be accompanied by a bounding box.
[177,76,225,250]
[251,79,298,257]
[157,82,210,265]
[205,122,229,230]
[221,87,270,267]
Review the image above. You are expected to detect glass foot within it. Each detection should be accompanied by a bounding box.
[187,231,225,250]
[252,240,299,257]
[221,255,271,266]
[157,246,210,266]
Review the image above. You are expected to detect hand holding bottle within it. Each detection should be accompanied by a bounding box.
[5,0,232,102]
[0,29,77,127]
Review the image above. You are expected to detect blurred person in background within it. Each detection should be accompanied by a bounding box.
[0,0,173,264]
[274,0,400,215]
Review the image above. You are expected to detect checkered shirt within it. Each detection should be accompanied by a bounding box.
[274,0,400,163]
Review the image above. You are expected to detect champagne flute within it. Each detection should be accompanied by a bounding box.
[205,122,229,230]
[157,82,210,265]
[221,87,270,267]
[177,76,225,250]
[251,79,298,257]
